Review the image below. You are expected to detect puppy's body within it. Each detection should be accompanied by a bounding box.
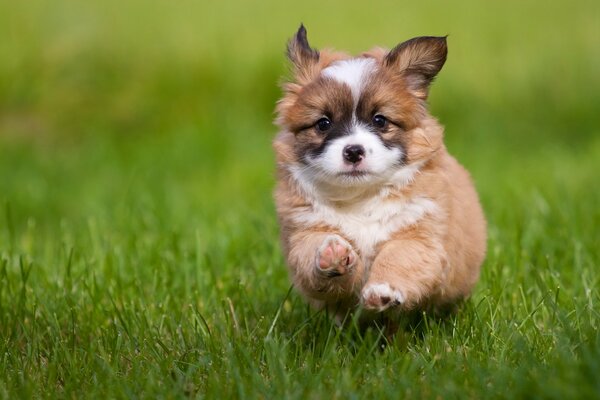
[274,26,486,320]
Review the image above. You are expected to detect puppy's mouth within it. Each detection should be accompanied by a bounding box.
[337,170,371,178]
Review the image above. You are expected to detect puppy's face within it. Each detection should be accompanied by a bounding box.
[276,26,447,188]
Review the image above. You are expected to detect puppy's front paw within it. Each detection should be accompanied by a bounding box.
[315,235,357,277]
[361,282,404,312]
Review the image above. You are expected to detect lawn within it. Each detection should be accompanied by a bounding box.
[1,0,599,398]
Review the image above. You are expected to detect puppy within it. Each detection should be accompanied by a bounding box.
[273,25,486,322]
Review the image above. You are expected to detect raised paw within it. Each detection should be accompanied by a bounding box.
[361,282,404,312]
[315,235,357,277]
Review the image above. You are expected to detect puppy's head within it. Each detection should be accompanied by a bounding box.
[276,25,447,189]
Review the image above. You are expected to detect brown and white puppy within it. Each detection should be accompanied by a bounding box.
[273,25,486,322]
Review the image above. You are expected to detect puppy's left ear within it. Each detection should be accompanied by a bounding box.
[287,24,320,83]
[385,36,447,99]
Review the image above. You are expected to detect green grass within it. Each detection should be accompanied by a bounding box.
[1,0,599,398]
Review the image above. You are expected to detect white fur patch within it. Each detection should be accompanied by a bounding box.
[290,159,423,202]
[322,58,377,103]
[289,177,439,265]
[361,282,404,309]
[317,123,402,177]
[387,162,424,188]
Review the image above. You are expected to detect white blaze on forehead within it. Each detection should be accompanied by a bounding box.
[322,58,377,103]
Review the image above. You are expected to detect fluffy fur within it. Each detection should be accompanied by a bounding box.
[273,25,487,322]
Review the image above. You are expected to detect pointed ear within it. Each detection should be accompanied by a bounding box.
[287,24,320,82]
[384,36,447,99]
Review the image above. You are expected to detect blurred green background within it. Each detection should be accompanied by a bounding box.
[1,0,599,397]
[2,0,600,212]
[1,0,599,227]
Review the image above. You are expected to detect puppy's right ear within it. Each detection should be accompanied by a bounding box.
[287,24,320,82]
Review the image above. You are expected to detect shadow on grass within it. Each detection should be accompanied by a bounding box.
[275,294,470,358]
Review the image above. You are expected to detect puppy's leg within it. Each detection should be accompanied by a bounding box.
[287,231,364,303]
[361,237,446,311]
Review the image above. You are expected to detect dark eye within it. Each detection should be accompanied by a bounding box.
[316,117,332,133]
[372,114,388,129]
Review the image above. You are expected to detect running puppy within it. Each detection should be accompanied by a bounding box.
[273,25,486,321]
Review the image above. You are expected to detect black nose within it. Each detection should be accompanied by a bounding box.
[343,144,365,164]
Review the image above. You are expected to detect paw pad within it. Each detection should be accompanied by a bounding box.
[361,283,404,311]
[316,235,357,277]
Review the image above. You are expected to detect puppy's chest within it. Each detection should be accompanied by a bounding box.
[293,196,438,263]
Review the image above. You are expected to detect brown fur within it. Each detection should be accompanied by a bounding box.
[273,28,487,322]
